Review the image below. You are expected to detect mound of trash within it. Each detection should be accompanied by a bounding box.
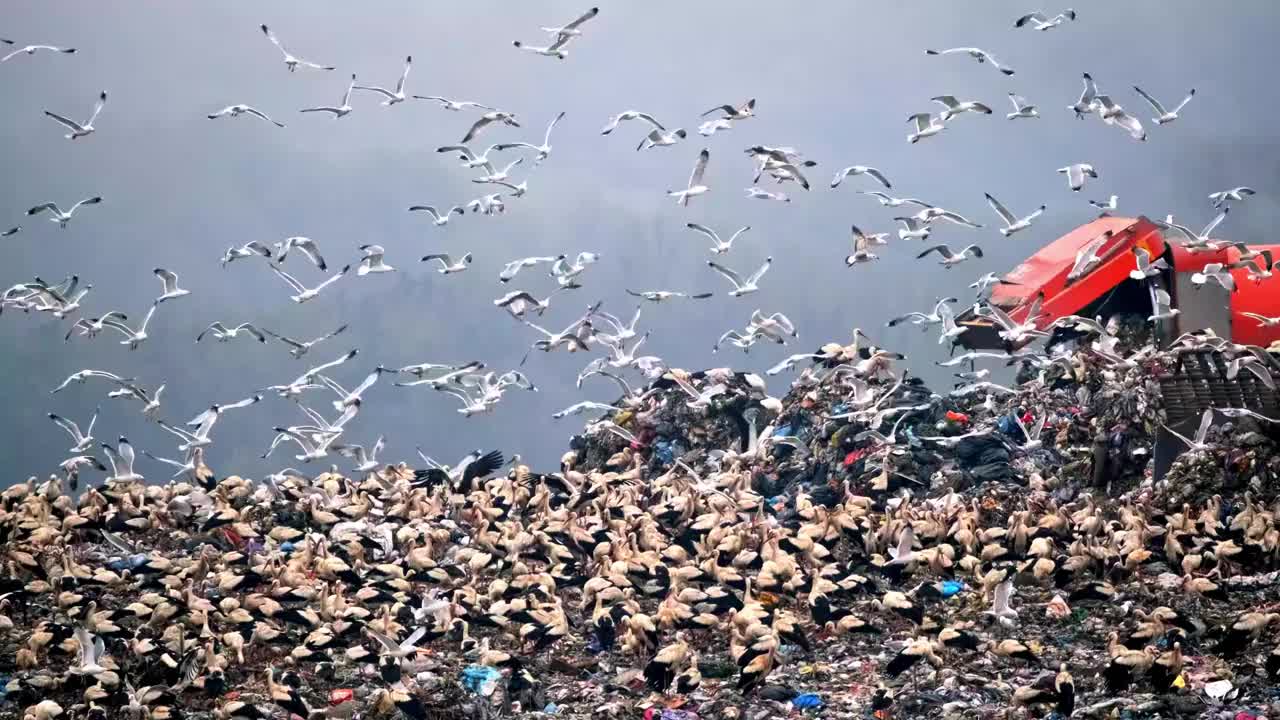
[3,333,1280,720]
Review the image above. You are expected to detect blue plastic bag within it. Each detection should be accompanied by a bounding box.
[792,693,823,709]
[461,665,501,696]
[940,580,965,597]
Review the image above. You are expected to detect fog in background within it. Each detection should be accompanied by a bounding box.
[2,1,1277,480]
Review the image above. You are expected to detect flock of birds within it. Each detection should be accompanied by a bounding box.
[2,6,1280,720]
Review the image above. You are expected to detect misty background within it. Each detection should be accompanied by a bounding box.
[1,1,1276,480]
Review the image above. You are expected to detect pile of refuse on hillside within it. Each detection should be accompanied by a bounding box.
[3,328,1280,720]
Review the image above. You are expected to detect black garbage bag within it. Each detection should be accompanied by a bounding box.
[954,435,1011,468]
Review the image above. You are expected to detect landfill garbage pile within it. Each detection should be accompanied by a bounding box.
[3,333,1280,720]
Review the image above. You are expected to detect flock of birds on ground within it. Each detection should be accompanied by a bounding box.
[2,6,1280,720]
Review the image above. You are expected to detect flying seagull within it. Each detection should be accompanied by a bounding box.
[100,304,158,350]
[269,264,349,303]
[357,245,395,275]
[512,35,572,60]
[668,149,711,206]
[44,91,106,140]
[925,47,1015,75]
[49,407,99,453]
[101,437,143,483]
[831,165,892,189]
[408,205,465,227]
[27,196,102,228]
[1006,93,1039,119]
[261,24,335,72]
[300,74,357,118]
[917,244,984,267]
[460,111,520,144]
[626,289,713,302]
[412,96,496,112]
[207,104,286,127]
[221,241,273,267]
[1014,9,1077,30]
[196,322,266,343]
[539,7,600,40]
[907,113,946,143]
[0,42,75,63]
[707,257,772,297]
[1132,86,1195,125]
[1208,187,1256,209]
[845,225,883,266]
[746,187,790,202]
[984,194,1045,236]
[686,223,750,255]
[421,253,473,274]
[1057,163,1097,191]
[932,96,992,122]
[275,237,327,270]
[701,98,756,120]
[496,111,566,164]
[860,191,933,208]
[261,324,347,359]
[152,269,190,303]
[353,56,412,106]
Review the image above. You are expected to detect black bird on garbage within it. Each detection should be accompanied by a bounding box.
[1214,612,1280,657]
[1149,642,1183,692]
[1013,664,1074,717]
[885,638,943,678]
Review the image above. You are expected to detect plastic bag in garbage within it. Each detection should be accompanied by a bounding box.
[461,665,501,696]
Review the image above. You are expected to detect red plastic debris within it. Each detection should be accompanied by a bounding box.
[222,528,243,547]
[330,688,354,705]
[844,448,871,466]
[945,410,969,424]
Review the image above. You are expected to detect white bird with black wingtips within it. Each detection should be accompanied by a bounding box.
[496,111,566,164]
[1014,9,1077,30]
[707,257,772,297]
[1057,163,1097,191]
[1209,187,1255,209]
[261,324,347,359]
[196,322,266,344]
[831,165,892,189]
[274,237,328,270]
[300,74,357,118]
[153,269,190,303]
[932,96,992,121]
[0,40,75,63]
[100,304,158,350]
[408,204,465,227]
[917,244,984,267]
[1132,85,1195,125]
[260,24,335,72]
[357,245,395,275]
[421,253,472,275]
[44,91,106,139]
[101,436,143,483]
[540,7,600,40]
[1006,93,1038,119]
[907,113,946,143]
[412,96,496,112]
[984,194,1045,236]
[207,104,286,127]
[925,47,1015,75]
[686,223,749,255]
[669,149,711,206]
[28,196,102,228]
[49,407,98,453]
[269,264,349,304]
[221,241,273,267]
[353,56,412,106]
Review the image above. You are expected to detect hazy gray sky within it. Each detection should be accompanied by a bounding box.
[3,1,1277,478]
